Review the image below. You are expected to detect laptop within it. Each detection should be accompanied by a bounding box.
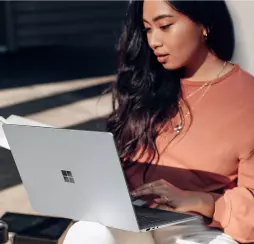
[3,124,200,232]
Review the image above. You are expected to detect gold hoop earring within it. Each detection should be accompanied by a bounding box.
[203,31,208,41]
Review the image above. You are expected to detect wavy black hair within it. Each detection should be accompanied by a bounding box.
[107,0,235,182]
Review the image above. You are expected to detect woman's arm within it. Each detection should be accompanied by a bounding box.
[201,151,254,243]
[185,191,215,218]
[132,150,254,243]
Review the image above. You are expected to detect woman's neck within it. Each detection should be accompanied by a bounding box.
[184,52,231,82]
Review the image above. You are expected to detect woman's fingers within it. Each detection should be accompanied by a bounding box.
[156,204,175,212]
[131,179,175,199]
[154,196,171,204]
[132,185,166,197]
[133,180,163,192]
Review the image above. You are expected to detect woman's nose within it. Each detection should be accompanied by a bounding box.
[149,30,163,50]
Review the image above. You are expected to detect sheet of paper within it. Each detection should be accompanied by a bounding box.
[0,115,53,150]
[6,115,52,127]
[0,117,10,150]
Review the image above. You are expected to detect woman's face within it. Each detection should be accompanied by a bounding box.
[143,0,207,70]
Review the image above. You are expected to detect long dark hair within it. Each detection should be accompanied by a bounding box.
[107,0,235,182]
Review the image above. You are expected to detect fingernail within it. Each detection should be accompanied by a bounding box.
[131,192,136,196]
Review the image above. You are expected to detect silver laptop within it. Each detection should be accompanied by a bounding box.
[3,124,199,232]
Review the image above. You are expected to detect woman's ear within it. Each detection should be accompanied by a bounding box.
[202,27,208,38]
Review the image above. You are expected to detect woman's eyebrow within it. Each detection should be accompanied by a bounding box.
[143,14,174,24]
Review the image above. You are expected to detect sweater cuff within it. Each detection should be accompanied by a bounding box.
[206,192,231,228]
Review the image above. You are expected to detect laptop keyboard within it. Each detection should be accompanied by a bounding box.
[134,206,198,230]
[137,214,169,226]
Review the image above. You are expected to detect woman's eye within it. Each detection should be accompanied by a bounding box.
[160,24,172,30]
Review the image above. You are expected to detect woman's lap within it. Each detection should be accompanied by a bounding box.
[63,219,238,244]
[153,219,238,244]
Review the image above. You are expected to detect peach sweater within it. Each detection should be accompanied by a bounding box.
[125,64,254,243]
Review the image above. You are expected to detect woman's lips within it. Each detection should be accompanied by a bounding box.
[157,54,169,63]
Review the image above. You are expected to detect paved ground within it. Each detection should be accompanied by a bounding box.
[0,46,116,217]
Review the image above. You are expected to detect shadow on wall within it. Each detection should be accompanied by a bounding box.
[0,46,117,89]
[0,81,113,118]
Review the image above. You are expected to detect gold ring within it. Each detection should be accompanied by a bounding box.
[162,196,169,202]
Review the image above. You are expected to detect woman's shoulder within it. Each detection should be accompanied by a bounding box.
[221,65,254,116]
[236,65,254,84]
[228,64,254,93]
[239,64,254,75]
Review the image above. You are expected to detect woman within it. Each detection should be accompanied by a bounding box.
[64,1,254,243]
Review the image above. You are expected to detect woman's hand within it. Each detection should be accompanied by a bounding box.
[131,179,215,217]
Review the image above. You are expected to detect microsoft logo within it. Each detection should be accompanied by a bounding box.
[61,170,75,184]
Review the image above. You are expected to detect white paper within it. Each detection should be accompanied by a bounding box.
[6,115,52,128]
[0,115,53,150]
[0,117,10,150]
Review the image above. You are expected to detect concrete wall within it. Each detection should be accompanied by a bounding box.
[0,2,6,49]
[3,1,127,51]
[226,1,254,75]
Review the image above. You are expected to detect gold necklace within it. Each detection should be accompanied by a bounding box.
[184,80,210,99]
[174,61,227,134]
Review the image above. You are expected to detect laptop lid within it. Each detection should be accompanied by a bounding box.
[3,124,139,232]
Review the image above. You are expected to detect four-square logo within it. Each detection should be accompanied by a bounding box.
[61,170,75,183]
